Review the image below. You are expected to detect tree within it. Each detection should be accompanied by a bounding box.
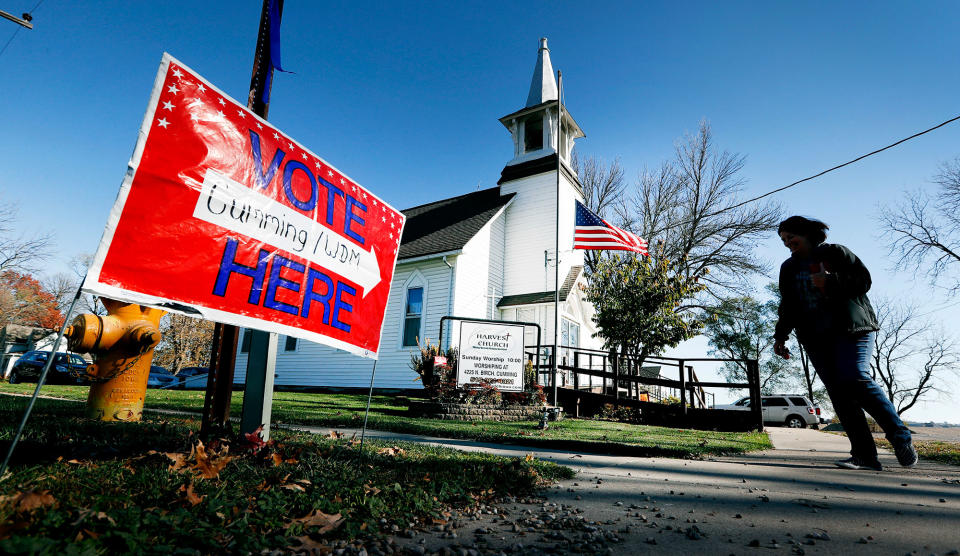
[869,298,959,415]
[586,253,706,365]
[572,152,626,275]
[615,121,781,300]
[0,201,52,275]
[0,271,64,329]
[880,156,960,293]
[153,314,215,374]
[704,284,829,405]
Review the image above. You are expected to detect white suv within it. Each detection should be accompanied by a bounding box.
[716,395,820,428]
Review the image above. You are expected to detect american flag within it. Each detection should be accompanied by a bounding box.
[574,200,649,255]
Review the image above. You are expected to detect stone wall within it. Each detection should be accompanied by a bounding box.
[408,401,561,422]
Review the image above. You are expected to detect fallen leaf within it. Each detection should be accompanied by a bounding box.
[181,482,203,506]
[282,484,306,492]
[293,535,333,553]
[191,441,233,480]
[294,510,344,535]
[164,452,188,472]
[328,431,344,439]
[525,454,534,462]
[95,511,116,526]
[15,490,57,513]
[377,446,406,457]
[272,453,283,467]
[363,484,381,496]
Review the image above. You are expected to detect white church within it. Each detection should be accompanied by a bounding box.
[233,39,606,388]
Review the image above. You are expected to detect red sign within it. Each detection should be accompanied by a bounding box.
[84,54,405,358]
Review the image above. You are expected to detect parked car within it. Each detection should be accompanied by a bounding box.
[146,365,177,389]
[7,350,90,385]
[176,366,209,389]
[715,395,820,428]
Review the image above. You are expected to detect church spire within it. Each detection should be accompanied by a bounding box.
[525,38,558,107]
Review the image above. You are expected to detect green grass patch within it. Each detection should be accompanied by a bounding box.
[876,438,960,466]
[0,384,771,458]
[0,395,572,554]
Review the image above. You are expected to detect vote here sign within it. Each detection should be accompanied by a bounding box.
[84,53,405,358]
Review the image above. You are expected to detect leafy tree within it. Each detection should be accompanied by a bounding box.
[586,254,706,365]
[0,271,64,329]
[880,156,960,293]
[704,284,830,405]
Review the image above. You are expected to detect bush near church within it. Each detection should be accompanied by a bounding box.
[409,341,547,421]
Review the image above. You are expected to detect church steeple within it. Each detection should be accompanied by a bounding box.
[498,38,585,173]
[526,38,558,107]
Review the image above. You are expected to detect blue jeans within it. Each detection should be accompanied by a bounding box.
[803,331,912,462]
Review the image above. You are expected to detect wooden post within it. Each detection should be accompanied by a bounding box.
[747,359,764,431]
[573,352,579,391]
[677,359,687,417]
[613,348,620,403]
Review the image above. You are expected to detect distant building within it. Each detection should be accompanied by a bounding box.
[0,323,62,378]
[234,39,604,388]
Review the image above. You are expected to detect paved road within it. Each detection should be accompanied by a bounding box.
[294,425,960,555]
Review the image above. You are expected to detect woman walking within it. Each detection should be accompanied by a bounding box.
[773,216,917,470]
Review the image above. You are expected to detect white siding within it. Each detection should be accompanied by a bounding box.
[452,210,506,320]
[499,167,584,297]
[234,257,456,389]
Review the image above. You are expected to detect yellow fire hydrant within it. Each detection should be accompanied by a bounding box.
[63,298,165,422]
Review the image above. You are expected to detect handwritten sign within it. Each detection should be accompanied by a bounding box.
[83,53,405,358]
[456,321,525,392]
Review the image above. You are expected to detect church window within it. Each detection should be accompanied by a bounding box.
[524,116,543,152]
[283,335,298,352]
[402,287,424,347]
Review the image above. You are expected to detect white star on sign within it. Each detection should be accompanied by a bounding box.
[362,191,367,199]
[162,101,175,111]
[382,216,386,223]
[314,161,321,169]
[301,152,307,159]
[217,98,225,106]
[172,68,183,78]
[327,170,333,177]
[157,117,170,128]
[288,142,295,150]
[216,110,225,119]
[237,109,245,118]
[197,83,207,93]
[389,233,393,239]
[339,178,344,185]
[255,122,262,129]
[273,132,280,139]
[167,84,179,94]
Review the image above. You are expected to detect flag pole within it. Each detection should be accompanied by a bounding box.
[552,70,562,406]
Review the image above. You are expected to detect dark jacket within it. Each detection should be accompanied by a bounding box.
[774,243,879,343]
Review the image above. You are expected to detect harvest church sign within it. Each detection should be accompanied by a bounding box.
[457,322,525,392]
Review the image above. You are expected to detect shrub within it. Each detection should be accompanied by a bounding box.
[411,345,545,407]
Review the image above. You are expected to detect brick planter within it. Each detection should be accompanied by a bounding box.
[408,401,563,422]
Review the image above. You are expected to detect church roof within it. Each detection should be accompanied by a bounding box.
[526,38,558,107]
[497,265,583,307]
[398,187,515,261]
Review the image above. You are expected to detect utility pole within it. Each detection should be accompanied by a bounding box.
[200,0,283,440]
[0,9,33,29]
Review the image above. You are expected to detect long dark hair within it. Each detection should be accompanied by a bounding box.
[777,216,829,245]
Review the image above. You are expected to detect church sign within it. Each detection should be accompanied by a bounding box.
[83,53,405,358]
[456,321,525,392]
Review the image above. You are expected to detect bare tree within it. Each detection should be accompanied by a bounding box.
[870,298,959,415]
[617,121,781,300]
[153,314,215,374]
[0,201,52,275]
[572,152,626,275]
[880,156,960,293]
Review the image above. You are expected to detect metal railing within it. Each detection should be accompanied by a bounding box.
[525,345,761,425]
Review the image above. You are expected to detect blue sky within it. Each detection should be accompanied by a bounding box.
[2,1,958,421]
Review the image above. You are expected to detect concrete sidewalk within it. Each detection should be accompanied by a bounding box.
[296,424,960,555]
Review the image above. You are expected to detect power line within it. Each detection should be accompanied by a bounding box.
[658,113,960,233]
[0,0,44,59]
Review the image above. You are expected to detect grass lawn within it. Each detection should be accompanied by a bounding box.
[0,396,572,554]
[876,438,960,466]
[0,383,771,458]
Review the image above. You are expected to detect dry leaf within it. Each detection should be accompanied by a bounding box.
[181,482,203,506]
[15,490,57,513]
[95,512,116,526]
[164,452,188,472]
[191,441,233,480]
[377,446,406,457]
[363,484,381,496]
[294,510,344,535]
[281,484,306,492]
[328,431,344,439]
[295,479,312,486]
[272,453,283,467]
[294,535,333,553]
[524,454,534,462]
